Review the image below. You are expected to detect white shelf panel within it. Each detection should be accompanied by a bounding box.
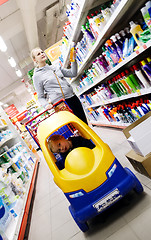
[90,120,130,129]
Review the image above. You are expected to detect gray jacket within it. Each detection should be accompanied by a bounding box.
[33,61,77,107]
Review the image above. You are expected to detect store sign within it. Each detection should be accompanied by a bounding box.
[45,40,62,64]
[0,0,8,5]
[5,104,19,118]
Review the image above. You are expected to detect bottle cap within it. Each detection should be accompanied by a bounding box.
[140,60,146,66]
[106,40,112,46]
[110,35,116,42]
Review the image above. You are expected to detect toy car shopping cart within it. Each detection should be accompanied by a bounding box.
[37,110,143,232]
[25,99,73,148]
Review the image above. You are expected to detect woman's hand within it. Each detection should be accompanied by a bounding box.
[46,103,53,110]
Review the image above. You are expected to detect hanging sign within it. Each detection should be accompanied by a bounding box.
[0,0,8,5]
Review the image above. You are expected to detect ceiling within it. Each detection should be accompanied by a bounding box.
[0,0,70,105]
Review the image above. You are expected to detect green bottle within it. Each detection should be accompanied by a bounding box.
[124,70,137,92]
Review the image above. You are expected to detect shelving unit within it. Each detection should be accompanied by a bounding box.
[63,0,151,129]
[0,106,40,240]
[74,40,151,95]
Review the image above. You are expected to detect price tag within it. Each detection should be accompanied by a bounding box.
[143,44,147,49]
[135,50,139,55]
[136,89,141,95]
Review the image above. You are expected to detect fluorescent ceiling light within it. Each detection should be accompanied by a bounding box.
[8,57,16,67]
[0,36,7,52]
[16,69,22,77]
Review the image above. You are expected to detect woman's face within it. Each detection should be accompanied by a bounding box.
[33,48,47,64]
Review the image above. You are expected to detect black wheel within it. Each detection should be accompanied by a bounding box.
[125,167,143,193]
[69,206,89,232]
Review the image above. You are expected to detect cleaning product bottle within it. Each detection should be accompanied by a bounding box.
[87,15,99,39]
[136,100,148,115]
[146,1,151,19]
[132,64,150,88]
[116,74,128,95]
[110,35,123,61]
[70,42,76,62]
[128,104,140,119]
[124,69,137,92]
[140,98,151,111]
[120,72,132,94]
[105,41,120,65]
[102,45,115,68]
[129,21,143,47]
[128,67,142,89]
[108,79,121,97]
[140,5,151,29]
[132,103,143,118]
[140,58,151,81]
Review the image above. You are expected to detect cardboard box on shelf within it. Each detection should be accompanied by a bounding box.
[123,111,151,157]
[125,149,151,178]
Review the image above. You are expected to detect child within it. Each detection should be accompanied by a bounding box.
[48,134,95,170]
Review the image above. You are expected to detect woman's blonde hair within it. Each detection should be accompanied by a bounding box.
[30,47,41,67]
[47,134,64,152]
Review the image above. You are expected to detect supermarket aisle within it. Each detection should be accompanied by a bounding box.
[28,126,151,240]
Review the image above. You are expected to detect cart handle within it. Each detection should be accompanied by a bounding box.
[24,98,66,126]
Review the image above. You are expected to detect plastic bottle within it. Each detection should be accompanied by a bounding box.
[128,67,142,89]
[101,4,111,21]
[128,104,140,119]
[140,58,151,80]
[87,15,99,40]
[70,42,75,62]
[129,21,143,47]
[140,6,151,29]
[132,64,150,88]
[102,46,115,68]
[108,78,122,97]
[110,35,123,61]
[105,40,120,65]
[146,1,151,18]
[120,72,132,94]
[124,69,137,92]
[94,10,106,28]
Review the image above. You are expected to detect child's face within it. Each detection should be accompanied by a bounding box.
[51,138,71,153]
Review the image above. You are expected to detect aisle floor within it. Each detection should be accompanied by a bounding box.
[28,126,151,240]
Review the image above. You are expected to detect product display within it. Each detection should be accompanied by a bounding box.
[0,107,38,239]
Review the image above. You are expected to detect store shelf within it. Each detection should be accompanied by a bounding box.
[0,124,7,130]
[85,87,151,109]
[70,0,149,86]
[74,39,151,96]
[62,0,94,67]
[90,120,130,129]
[0,135,14,147]
[4,159,39,240]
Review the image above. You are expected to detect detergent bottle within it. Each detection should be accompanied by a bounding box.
[120,72,132,94]
[140,4,151,29]
[87,15,99,40]
[129,21,143,47]
[128,104,140,119]
[105,40,120,64]
[140,58,151,81]
[126,104,140,122]
[140,98,151,111]
[132,103,142,118]
[132,64,150,88]
[110,35,123,61]
[70,42,76,62]
[94,10,106,28]
[129,67,142,89]
[124,70,137,92]
[146,1,151,19]
[136,100,148,115]
[102,46,115,68]
[116,74,128,95]
[108,78,121,97]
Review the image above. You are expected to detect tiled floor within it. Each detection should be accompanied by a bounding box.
[28,126,151,240]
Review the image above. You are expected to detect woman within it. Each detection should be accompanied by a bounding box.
[31,47,88,124]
